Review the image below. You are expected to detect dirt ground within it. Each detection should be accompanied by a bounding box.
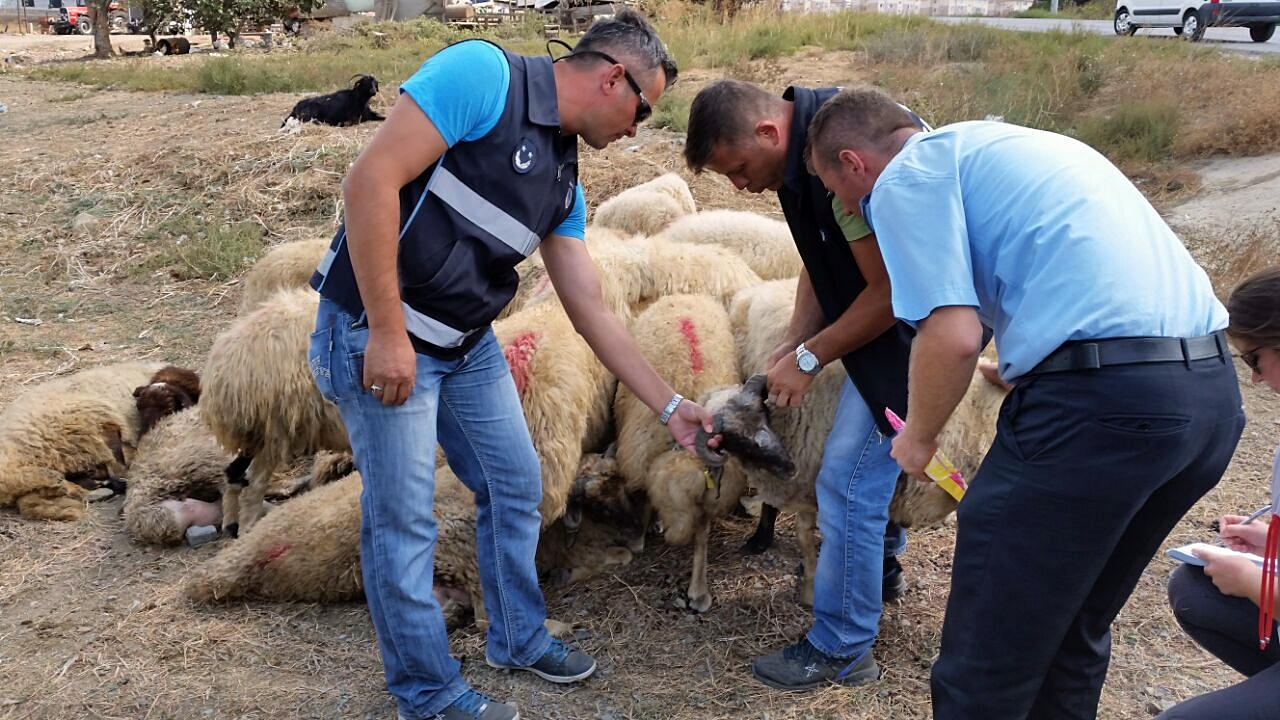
[2,36,1280,720]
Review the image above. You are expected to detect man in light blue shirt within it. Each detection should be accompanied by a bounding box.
[805,87,1245,720]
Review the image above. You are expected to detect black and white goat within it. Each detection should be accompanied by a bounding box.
[282,74,384,127]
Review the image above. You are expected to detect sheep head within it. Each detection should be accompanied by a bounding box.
[352,74,379,99]
[133,381,197,436]
[695,375,795,476]
[563,445,648,548]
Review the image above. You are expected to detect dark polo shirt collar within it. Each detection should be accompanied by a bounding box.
[781,85,820,194]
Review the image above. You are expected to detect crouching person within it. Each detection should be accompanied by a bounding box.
[307,14,706,720]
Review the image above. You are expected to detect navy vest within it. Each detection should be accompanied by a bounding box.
[311,43,579,359]
[777,85,914,435]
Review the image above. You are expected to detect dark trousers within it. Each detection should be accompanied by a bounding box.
[1156,564,1280,719]
[931,356,1245,720]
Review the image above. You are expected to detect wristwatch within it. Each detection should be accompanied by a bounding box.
[795,343,821,375]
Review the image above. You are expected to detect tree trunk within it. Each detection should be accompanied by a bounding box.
[91,0,113,58]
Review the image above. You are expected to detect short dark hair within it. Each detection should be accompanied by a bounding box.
[1227,266,1280,347]
[803,86,916,175]
[684,80,778,173]
[572,10,677,89]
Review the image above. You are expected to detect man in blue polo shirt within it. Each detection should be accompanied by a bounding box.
[308,13,713,720]
[805,86,1245,720]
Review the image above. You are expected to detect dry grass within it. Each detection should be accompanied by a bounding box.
[2,23,1280,720]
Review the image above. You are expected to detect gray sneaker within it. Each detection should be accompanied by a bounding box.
[486,637,597,684]
[751,637,880,692]
[398,689,519,720]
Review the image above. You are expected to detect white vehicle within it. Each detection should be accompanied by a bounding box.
[1114,0,1280,41]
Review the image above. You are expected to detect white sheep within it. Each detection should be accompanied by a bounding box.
[123,407,351,547]
[654,209,803,281]
[492,296,618,525]
[714,279,1007,603]
[201,286,350,537]
[591,173,697,237]
[237,237,330,315]
[613,293,748,612]
[183,460,631,637]
[0,362,162,521]
[123,407,229,545]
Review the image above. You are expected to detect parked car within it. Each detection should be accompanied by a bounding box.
[1113,0,1279,41]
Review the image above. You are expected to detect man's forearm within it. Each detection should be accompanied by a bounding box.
[343,174,407,334]
[803,281,897,368]
[904,306,984,441]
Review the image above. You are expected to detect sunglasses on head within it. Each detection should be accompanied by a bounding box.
[548,41,652,125]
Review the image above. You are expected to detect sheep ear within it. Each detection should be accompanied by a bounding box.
[743,373,768,400]
[603,442,617,459]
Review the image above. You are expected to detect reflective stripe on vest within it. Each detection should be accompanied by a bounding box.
[401,301,478,348]
[430,166,540,257]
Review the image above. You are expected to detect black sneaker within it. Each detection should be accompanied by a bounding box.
[486,638,597,684]
[883,556,907,603]
[398,689,519,720]
[751,638,880,691]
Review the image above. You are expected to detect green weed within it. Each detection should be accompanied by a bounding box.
[1073,101,1180,162]
[139,219,265,280]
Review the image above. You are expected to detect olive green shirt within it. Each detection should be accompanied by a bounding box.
[831,195,872,241]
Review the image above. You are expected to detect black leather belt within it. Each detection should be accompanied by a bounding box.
[1027,330,1228,376]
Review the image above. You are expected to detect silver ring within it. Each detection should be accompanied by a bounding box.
[370,384,384,394]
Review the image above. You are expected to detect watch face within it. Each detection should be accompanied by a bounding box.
[797,348,819,373]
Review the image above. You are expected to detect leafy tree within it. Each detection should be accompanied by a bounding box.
[137,0,193,45]
[188,0,321,48]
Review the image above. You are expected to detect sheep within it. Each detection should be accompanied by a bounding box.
[123,406,350,547]
[200,286,350,538]
[502,230,761,325]
[613,294,759,612]
[653,209,803,281]
[282,74,384,127]
[699,279,1008,603]
[497,226,645,322]
[238,237,330,315]
[183,470,365,604]
[0,362,165,521]
[133,365,201,436]
[545,446,648,585]
[183,461,619,637]
[123,407,229,546]
[492,296,618,525]
[591,173,697,237]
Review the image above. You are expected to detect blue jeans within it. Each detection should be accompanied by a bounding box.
[309,297,551,719]
[807,376,902,659]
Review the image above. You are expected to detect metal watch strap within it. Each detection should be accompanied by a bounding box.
[658,393,684,425]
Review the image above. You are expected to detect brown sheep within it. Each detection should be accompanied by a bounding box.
[133,365,201,436]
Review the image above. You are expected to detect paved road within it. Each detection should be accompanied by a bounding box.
[935,16,1280,55]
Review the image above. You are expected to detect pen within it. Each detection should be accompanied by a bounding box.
[1240,504,1273,525]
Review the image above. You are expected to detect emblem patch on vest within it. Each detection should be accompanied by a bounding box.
[512,138,536,174]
